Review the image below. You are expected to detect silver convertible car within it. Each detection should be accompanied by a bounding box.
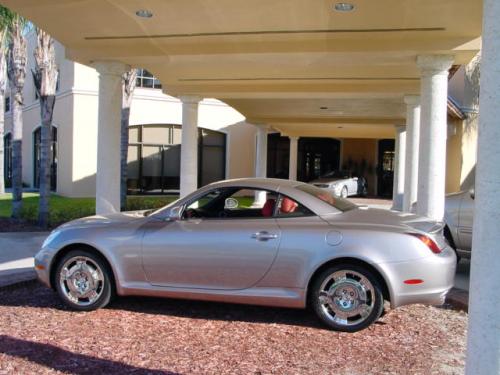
[35,178,456,332]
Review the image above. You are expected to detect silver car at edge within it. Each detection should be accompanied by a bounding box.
[35,178,456,332]
[444,188,475,260]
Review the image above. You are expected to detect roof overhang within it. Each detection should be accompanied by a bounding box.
[3,0,482,138]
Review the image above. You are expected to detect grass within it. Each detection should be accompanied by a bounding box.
[0,193,179,226]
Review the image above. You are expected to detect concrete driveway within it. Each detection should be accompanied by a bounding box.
[0,232,49,286]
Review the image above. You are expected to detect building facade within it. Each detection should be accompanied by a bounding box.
[3,32,478,199]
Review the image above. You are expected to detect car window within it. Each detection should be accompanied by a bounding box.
[296,184,357,212]
[183,187,278,220]
[275,195,314,218]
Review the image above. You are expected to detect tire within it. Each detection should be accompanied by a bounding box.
[340,186,348,198]
[310,264,384,332]
[54,249,114,311]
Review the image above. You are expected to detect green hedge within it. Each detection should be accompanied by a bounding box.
[0,193,178,226]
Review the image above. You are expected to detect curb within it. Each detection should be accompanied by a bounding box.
[0,270,38,290]
[445,287,469,312]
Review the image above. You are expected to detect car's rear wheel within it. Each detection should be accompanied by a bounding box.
[311,264,384,332]
[54,250,113,311]
[340,186,348,198]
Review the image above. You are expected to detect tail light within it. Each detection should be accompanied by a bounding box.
[408,233,442,254]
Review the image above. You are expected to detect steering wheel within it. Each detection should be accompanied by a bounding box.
[185,208,201,218]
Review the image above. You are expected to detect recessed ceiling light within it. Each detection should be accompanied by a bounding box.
[136,9,153,18]
[334,3,355,12]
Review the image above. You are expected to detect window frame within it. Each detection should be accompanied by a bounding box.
[180,186,316,221]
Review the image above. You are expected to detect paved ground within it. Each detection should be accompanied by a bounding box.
[0,232,49,287]
[0,282,467,375]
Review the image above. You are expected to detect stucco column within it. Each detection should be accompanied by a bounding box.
[391,125,406,211]
[254,124,268,205]
[289,136,299,180]
[465,0,500,373]
[416,54,454,220]
[93,61,129,215]
[179,95,202,198]
[402,95,421,212]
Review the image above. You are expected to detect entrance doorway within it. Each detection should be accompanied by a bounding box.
[267,135,341,182]
[298,138,341,182]
[377,139,395,197]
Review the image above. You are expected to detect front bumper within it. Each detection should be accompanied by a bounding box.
[377,245,457,308]
[34,246,56,288]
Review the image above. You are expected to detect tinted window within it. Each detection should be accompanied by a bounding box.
[184,187,278,219]
[296,184,357,212]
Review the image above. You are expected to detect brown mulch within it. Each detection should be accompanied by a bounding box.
[0,283,467,375]
[0,218,45,232]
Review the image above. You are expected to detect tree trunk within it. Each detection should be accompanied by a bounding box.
[120,105,131,210]
[38,95,55,228]
[33,29,58,228]
[7,17,27,219]
[0,92,4,195]
[11,90,23,218]
[0,44,6,195]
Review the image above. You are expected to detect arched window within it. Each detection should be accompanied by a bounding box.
[127,124,226,194]
[3,133,12,188]
[33,126,58,191]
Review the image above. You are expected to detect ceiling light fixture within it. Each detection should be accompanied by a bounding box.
[136,9,153,18]
[334,3,355,12]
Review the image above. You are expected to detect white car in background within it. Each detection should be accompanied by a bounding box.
[444,189,474,261]
[310,171,368,198]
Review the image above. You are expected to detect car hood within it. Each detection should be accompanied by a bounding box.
[310,178,346,184]
[57,210,149,230]
[321,207,444,234]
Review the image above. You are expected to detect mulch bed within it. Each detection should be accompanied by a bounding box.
[0,282,467,374]
[0,218,47,232]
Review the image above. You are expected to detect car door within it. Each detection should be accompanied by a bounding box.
[141,187,281,290]
[457,190,474,251]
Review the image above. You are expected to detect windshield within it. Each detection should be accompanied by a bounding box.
[320,170,351,179]
[296,184,357,212]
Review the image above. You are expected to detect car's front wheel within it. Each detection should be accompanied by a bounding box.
[340,186,348,198]
[54,249,114,311]
[311,264,384,332]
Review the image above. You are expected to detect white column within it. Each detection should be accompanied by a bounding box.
[392,125,406,211]
[93,61,129,215]
[465,0,500,373]
[289,136,299,180]
[254,124,268,205]
[403,95,421,212]
[416,54,454,220]
[179,95,202,198]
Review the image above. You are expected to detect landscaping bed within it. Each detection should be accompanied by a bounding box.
[0,282,467,374]
[0,193,178,231]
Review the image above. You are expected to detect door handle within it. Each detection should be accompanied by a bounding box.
[251,231,279,241]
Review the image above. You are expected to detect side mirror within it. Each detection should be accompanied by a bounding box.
[469,189,475,200]
[167,206,183,221]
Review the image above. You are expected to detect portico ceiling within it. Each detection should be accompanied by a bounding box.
[4,0,482,137]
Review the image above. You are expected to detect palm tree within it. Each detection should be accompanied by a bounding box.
[6,13,26,218]
[120,68,137,210]
[0,6,15,195]
[33,28,58,228]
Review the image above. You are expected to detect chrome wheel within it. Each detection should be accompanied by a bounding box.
[59,256,105,307]
[318,270,376,327]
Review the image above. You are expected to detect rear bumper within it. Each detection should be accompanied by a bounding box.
[377,245,457,308]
